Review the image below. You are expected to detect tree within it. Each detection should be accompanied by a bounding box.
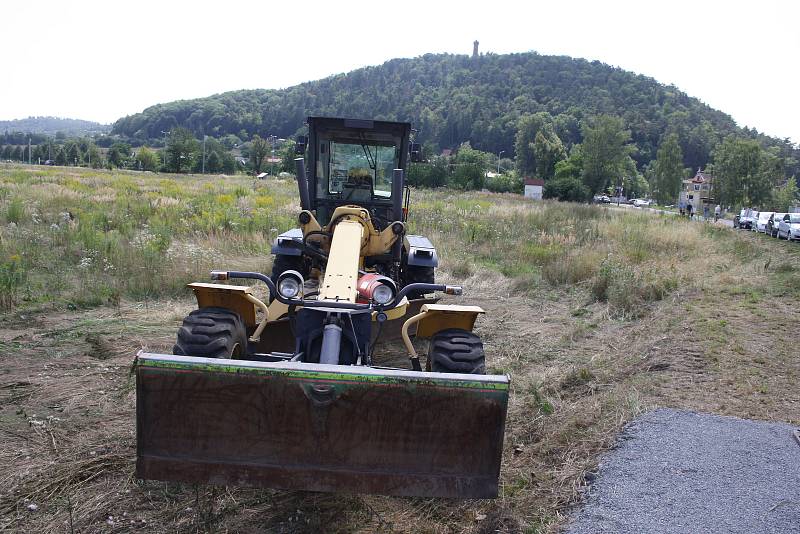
[205,151,221,173]
[515,112,555,177]
[408,156,448,188]
[135,146,159,171]
[652,134,684,204]
[451,143,490,190]
[165,128,199,173]
[249,135,269,175]
[64,141,82,166]
[533,129,567,180]
[278,140,297,174]
[54,146,66,165]
[85,144,101,168]
[713,137,777,208]
[107,142,132,168]
[581,115,633,194]
[773,177,798,211]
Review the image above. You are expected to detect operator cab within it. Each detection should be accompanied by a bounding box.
[300,117,412,229]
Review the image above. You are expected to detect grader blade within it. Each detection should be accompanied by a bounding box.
[135,352,509,498]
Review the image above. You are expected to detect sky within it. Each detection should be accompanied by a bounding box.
[2,0,799,143]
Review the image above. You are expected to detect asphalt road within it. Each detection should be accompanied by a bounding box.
[565,409,800,534]
[607,202,734,227]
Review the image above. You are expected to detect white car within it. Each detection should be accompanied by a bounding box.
[777,213,800,241]
[632,199,651,207]
[749,210,760,231]
[755,212,774,233]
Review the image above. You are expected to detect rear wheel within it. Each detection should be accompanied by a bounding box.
[427,328,485,374]
[173,307,248,359]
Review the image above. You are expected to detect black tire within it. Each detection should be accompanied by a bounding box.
[427,328,485,374]
[402,265,435,300]
[173,307,248,359]
[270,254,307,284]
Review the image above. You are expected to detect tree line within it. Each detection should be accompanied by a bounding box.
[0,127,298,176]
[4,112,797,211]
[110,52,799,181]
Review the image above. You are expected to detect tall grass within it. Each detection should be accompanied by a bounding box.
[0,165,298,310]
[0,164,722,315]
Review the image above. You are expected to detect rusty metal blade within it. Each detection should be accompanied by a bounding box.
[135,352,509,498]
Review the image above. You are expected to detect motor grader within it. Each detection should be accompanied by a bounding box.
[135,117,509,498]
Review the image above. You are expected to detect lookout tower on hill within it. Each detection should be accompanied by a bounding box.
[473,40,479,59]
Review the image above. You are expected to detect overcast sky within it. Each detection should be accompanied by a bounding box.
[3,0,798,143]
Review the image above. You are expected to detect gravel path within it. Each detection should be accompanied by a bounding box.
[565,409,800,534]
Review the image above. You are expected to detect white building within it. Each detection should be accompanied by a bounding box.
[524,178,544,200]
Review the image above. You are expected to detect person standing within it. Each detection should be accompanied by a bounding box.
[687,204,693,220]
[714,204,721,222]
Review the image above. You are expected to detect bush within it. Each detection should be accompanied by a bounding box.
[4,198,25,223]
[485,172,523,193]
[543,176,590,202]
[591,256,678,317]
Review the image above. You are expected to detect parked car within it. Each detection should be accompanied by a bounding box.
[632,199,652,207]
[593,195,611,204]
[749,211,761,231]
[737,208,756,229]
[777,213,800,241]
[741,209,757,230]
[767,213,786,237]
[755,212,774,233]
[733,209,743,228]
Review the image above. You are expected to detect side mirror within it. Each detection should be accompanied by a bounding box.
[295,136,308,155]
[410,143,422,163]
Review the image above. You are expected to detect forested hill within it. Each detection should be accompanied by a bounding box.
[0,117,110,137]
[111,52,796,171]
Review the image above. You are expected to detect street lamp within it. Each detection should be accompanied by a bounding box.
[497,150,505,174]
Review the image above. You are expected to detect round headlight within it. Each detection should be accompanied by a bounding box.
[278,277,301,299]
[276,270,304,299]
[372,283,394,305]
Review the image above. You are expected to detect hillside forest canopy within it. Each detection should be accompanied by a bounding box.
[2,52,797,209]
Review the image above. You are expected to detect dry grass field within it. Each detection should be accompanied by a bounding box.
[1,163,799,533]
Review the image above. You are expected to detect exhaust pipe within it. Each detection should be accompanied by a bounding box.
[392,168,404,222]
[295,157,311,211]
[392,168,405,264]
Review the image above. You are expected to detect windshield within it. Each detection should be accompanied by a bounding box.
[326,141,398,199]
[758,213,773,221]
[790,214,800,223]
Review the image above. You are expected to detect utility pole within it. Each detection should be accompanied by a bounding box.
[28,137,31,165]
[202,135,207,174]
[497,150,505,174]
